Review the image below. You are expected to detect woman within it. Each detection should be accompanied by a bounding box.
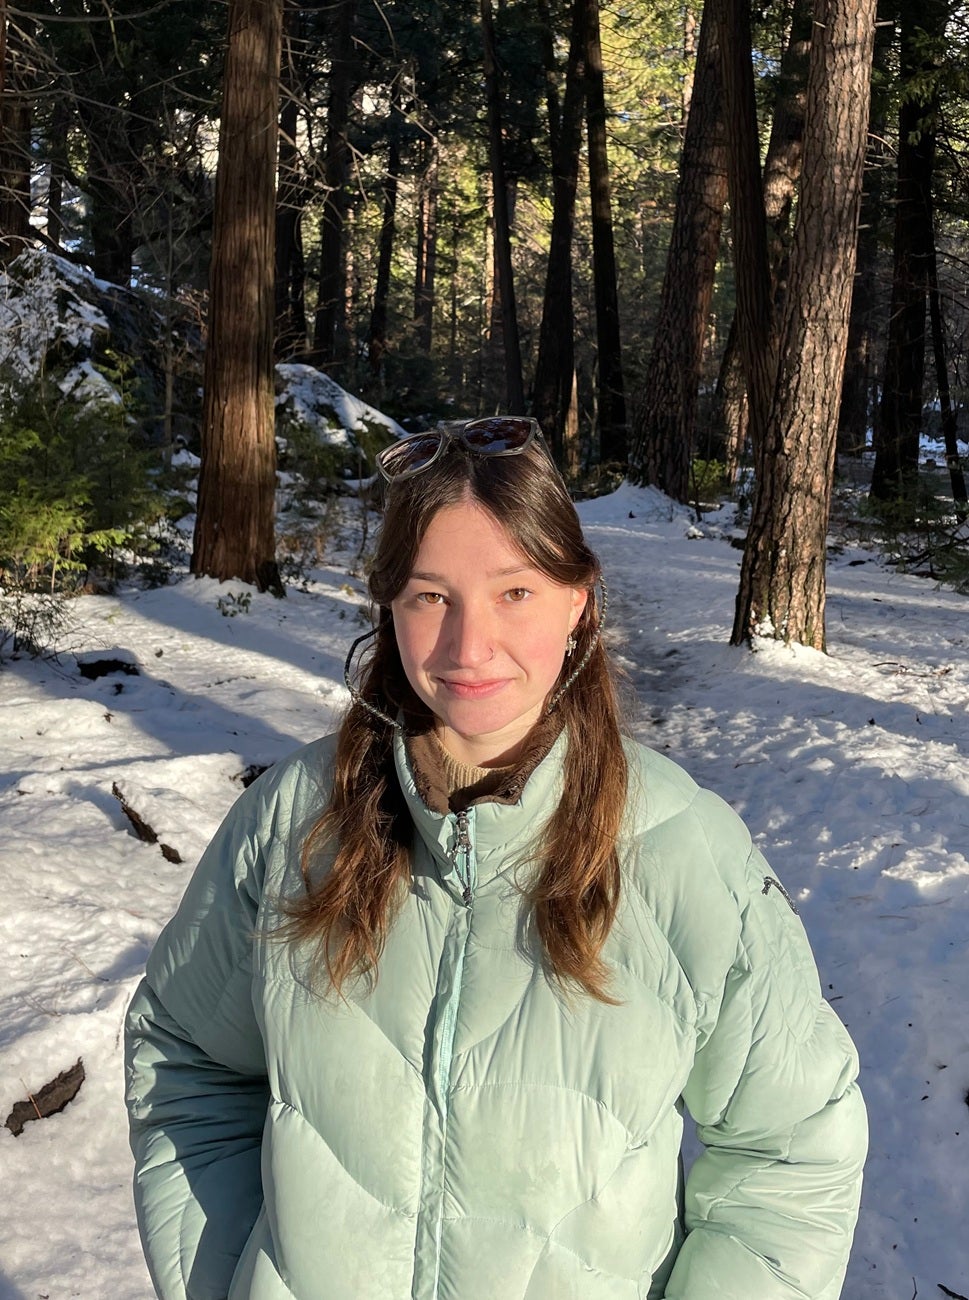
[125,417,867,1300]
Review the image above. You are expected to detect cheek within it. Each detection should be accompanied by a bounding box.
[519,628,569,681]
[392,613,433,677]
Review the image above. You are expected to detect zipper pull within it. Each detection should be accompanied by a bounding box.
[453,809,474,908]
[762,875,798,914]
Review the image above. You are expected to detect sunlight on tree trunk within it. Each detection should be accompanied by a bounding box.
[192,0,283,596]
[732,0,876,649]
[629,0,727,502]
[481,0,525,413]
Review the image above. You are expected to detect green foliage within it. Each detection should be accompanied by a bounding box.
[856,472,969,593]
[0,368,156,592]
[690,458,730,503]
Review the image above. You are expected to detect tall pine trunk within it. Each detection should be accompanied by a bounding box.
[312,0,356,374]
[837,4,892,456]
[0,4,32,264]
[927,240,969,511]
[192,0,283,595]
[628,0,727,500]
[713,0,810,470]
[274,0,308,359]
[368,121,400,379]
[413,137,440,356]
[870,0,945,504]
[481,0,524,412]
[716,0,775,470]
[732,0,876,649]
[584,0,625,463]
[532,0,587,465]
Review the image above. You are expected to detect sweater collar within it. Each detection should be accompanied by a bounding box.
[392,717,566,890]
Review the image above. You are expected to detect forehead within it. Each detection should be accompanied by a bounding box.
[410,502,533,571]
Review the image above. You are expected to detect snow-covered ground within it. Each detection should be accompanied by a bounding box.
[1,484,966,1299]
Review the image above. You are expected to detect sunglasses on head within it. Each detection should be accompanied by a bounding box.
[375,416,543,482]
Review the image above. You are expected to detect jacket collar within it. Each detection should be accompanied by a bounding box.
[392,718,567,890]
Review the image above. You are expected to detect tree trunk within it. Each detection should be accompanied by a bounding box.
[712,322,749,476]
[274,0,308,359]
[927,223,968,511]
[731,0,876,649]
[715,0,775,471]
[312,0,357,373]
[713,0,809,467]
[45,98,69,249]
[368,122,400,378]
[837,3,892,457]
[414,138,440,356]
[0,6,33,264]
[532,0,587,464]
[870,0,945,504]
[584,0,625,463]
[481,0,525,413]
[628,0,727,500]
[192,0,283,596]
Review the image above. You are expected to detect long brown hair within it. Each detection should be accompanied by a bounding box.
[284,437,628,1001]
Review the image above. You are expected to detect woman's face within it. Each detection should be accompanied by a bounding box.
[390,501,587,767]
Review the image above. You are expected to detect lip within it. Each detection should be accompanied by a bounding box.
[437,678,510,700]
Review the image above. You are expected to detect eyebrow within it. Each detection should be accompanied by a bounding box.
[408,565,535,582]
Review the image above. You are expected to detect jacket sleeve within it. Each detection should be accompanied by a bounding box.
[665,833,867,1300]
[124,776,276,1300]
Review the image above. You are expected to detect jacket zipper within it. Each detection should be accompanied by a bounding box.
[432,808,475,1298]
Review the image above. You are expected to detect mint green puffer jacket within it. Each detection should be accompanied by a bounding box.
[125,731,866,1300]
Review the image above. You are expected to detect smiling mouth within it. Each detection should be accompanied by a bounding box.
[438,678,509,700]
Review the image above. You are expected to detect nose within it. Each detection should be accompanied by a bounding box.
[445,601,495,668]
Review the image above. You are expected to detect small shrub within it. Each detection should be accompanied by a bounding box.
[0,589,75,659]
[0,368,158,593]
[216,590,252,617]
[858,473,969,591]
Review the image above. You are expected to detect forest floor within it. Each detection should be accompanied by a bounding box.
[0,482,967,1299]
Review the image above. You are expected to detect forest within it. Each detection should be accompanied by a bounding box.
[1,0,968,650]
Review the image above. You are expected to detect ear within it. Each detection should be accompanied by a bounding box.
[568,586,589,631]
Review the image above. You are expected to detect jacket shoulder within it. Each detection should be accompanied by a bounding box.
[618,740,763,1008]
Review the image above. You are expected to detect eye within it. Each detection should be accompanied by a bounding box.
[504,587,531,602]
[416,591,446,606]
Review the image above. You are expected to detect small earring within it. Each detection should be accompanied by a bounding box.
[565,633,577,658]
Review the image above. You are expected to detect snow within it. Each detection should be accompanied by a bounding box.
[275,362,405,449]
[0,249,113,389]
[1,485,968,1299]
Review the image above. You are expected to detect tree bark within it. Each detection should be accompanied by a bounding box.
[532,0,587,464]
[628,0,727,500]
[274,0,308,359]
[368,120,400,378]
[481,0,525,413]
[731,0,876,649]
[414,137,440,356]
[870,0,946,504]
[713,0,810,469]
[192,0,283,595]
[715,0,775,472]
[0,6,33,264]
[312,0,357,374]
[584,0,625,463]
[837,3,892,457]
[44,98,69,250]
[927,222,968,511]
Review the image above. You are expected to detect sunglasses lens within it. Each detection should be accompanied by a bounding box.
[461,417,534,453]
[378,433,444,479]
